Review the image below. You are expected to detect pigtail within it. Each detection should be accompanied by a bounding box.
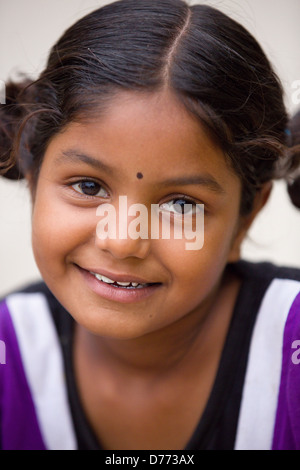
[285,111,300,209]
[0,79,33,180]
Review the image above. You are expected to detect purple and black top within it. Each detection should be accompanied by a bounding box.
[0,261,300,450]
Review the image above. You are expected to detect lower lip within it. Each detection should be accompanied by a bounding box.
[78,267,162,304]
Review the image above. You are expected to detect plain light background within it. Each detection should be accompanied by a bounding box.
[0,0,299,297]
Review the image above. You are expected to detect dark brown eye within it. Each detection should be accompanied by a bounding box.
[72,181,108,197]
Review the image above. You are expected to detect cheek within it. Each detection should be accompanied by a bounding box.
[158,215,237,293]
[31,194,96,274]
[160,217,235,269]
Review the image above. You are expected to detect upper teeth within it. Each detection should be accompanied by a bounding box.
[91,272,144,288]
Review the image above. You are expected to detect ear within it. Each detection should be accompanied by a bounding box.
[228,182,272,263]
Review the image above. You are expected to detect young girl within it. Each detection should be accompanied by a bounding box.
[0,0,300,451]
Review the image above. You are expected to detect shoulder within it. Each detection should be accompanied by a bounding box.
[0,280,70,373]
[0,280,54,312]
[232,259,300,316]
[1,280,57,306]
[233,260,300,450]
[233,259,300,283]
[0,281,52,341]
[233,260,300,357]
[0,281,71,334]
[0,281,76,450]
[0,280,72,375]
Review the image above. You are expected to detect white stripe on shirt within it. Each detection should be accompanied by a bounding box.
[7,292,77,450]
[234,278,300,450]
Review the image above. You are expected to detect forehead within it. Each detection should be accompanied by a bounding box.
[43,90,239,192]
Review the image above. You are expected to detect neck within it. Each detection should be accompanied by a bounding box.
[80,312,206,376]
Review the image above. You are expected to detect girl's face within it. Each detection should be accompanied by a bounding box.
[31,91,245,340]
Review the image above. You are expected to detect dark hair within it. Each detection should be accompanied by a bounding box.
[0,0,299,213]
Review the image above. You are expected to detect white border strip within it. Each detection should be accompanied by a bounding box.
[7,293,77,450]
[234,279,300,450]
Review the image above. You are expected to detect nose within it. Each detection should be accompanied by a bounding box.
[96,235,151,260]
[95,199,151,260]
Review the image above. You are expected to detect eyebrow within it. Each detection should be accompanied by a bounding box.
[159,175,226,194]
[56,149,225,194]
[55,149,114,174]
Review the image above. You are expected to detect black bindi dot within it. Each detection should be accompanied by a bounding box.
[136,172,143,179]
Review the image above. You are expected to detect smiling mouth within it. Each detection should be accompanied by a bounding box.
[76,265,162,302]
[89,271,154,289]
